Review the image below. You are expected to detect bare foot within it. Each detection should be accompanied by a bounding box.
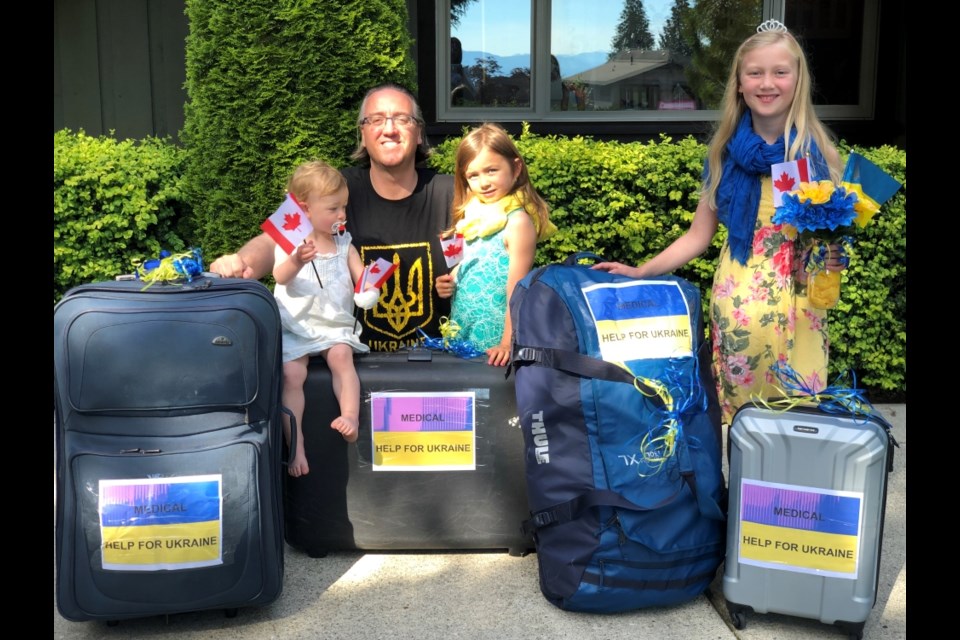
[288,449,310,477]
[331,416,359,443]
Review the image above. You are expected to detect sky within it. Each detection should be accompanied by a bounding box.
[453,0,673,56]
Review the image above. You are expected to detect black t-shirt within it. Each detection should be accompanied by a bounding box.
[343,166,454,352]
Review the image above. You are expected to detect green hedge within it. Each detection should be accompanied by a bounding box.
[52,123,905,399]
[53,129,191,303]
[826,143,906,400]
[428,127,907,399]
[181,0,415,263]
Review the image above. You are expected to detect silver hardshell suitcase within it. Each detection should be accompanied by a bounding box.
[723,403,896,639]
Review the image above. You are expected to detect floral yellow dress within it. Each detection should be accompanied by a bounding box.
[710,177,830,424]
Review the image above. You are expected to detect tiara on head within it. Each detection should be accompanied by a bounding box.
[757,19,788,33]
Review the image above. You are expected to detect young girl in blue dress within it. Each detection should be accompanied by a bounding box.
[436,123,555,367]
[594,22,844,423]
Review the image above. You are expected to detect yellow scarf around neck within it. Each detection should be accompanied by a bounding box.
[454,194,556,242]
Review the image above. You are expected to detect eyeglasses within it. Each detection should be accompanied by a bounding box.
[360,114,418,128]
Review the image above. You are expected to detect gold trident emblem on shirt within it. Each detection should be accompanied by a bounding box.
[373,253,424,333]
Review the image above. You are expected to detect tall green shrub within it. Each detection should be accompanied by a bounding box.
[828,144,906,399]
[53,129,190,303]
[182,0,415,262]
[428,129,907,399]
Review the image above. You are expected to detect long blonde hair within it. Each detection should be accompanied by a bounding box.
[447,123,550,235]
[703,29,840,209]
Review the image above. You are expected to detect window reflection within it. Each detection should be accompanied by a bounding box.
[551,0,761,111]
[450,0,532,108]
[442,1,877,121]
[448,0,771,113]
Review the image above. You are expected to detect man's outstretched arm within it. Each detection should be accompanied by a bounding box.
[209,233,276,279]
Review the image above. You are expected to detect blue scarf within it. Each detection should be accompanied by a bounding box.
[711,111,826,265]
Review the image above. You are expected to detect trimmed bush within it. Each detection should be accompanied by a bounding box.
[53,129,191,303]
[182,0,416,262]
[826,144,906,400]
[428,128,906,399]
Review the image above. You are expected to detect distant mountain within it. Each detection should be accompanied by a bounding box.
[555,52,610,77]
[461,50,608,79]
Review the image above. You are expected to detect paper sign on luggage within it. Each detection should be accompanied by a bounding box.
[99,475,223,571]
[370,392,476,471]
[582,280,693,362]
[737,479,863,578]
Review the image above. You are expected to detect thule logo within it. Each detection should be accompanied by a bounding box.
[531,410,550,464]
[212,336,233,346]
[793,425,819,434]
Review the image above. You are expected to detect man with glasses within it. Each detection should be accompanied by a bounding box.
[210,84,454,351]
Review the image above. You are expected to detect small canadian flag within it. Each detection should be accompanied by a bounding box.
[355,257,398,293]
[261,194,314,254]
[771,158,810,208]
[440,233,465,269]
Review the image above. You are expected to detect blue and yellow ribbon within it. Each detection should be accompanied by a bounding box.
[133,248,204,290]
[755,361,875,418]
[804,236,853,274]
[416,318,486,360]
[617,357,707,477]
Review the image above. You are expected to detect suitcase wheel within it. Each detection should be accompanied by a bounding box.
[731,611,746,630]
[225,608,238,619]
[836,620,865,640]
[725,601,750,630]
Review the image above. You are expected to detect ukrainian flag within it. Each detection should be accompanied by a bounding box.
[840,152,902,228]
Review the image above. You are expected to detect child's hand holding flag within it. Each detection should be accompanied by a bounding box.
[353,258,397,310]
[441,233,465,269]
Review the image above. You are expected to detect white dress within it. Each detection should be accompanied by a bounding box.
[273,232,369,362]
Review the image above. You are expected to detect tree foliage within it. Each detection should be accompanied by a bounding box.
[450,0,478,28]
[609,0,656,58]
[181,0,415,262]
[659,0,694,58]
[682,0,762,108]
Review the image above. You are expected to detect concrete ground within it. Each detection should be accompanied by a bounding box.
[55,405,905,640]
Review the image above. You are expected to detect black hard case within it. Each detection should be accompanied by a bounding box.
[284,351,532,556]
[53,277,286,621]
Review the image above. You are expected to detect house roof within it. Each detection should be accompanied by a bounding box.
[565,50,673,87]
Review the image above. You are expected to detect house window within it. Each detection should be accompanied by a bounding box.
[437,0,878,121]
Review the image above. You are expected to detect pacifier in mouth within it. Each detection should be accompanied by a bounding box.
[331,222,346,236]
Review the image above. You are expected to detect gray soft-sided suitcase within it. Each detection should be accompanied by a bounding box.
[54,277,286,622]
[723,402,896,639]
[284,350,532,556]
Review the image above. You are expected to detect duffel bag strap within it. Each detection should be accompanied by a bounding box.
[522,488,682,536]
[512,345,665,409]
[676,439,726,521]
[522,465,725,537]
